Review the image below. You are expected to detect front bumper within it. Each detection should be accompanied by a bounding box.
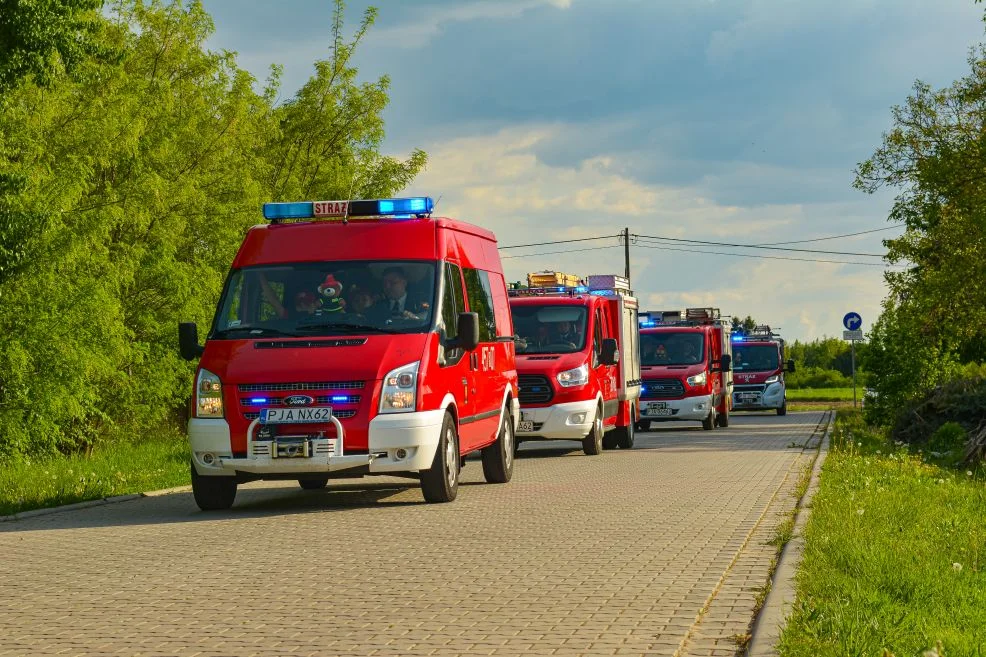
[733,383,785,410]
[516,398,597,440]
[639,394,712,422]
[189,409,446,477]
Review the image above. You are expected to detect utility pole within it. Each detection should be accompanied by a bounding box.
[851,339,857,408]
[623,227,630,282]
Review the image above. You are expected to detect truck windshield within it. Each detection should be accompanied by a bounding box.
[512,304,588,354]
[732,345,780,372]
[211,260,437,338]
[640,332,704,366]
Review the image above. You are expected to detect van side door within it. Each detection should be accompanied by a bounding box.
[438,262,474,444]
[461,267,503,451]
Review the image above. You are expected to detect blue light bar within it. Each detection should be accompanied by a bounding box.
[262,197,434,222]
[732,335,744,342]
[250,397,268,404]
[263,202,314,221]
[331,395,349,403]
[640,321,656,327]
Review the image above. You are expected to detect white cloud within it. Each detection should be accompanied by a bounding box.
[366,0,572,49]
[400,124,892,340]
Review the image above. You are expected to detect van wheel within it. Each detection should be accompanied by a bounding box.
[582,407,604,455]
[602,435,617,450]
[190,462,237,511]
[481,409,514,484]
[299,477,329,490]
[716,405,730,428]
[702,408,716,431]
[421,412,459,503]
[613,408,636,449]
[777,401,788,416]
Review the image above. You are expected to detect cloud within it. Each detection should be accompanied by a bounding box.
[400,125,891,339]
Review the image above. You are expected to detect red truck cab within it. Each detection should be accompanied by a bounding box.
[508,274,641,454]
[637,308,733,430]
[730,325,796,415]
[178,197,518,510]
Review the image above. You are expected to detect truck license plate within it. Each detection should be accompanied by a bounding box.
[260,407,333,424]
[517,420,534,432]
[737,393,760,404]
[646,402,673,417]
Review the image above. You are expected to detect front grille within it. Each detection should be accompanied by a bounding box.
[518,374,554,405]
[238,381,365,393]
[641,378,685,399]
[525,356,560,361]
[241,395,361,407]
[733,384,766,394]
[243,409,357,421]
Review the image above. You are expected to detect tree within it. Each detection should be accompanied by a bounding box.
[854,41,986,418]
[731,315,757,331]
[0,0,425,459]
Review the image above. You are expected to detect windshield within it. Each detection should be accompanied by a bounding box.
[640,332,704,366]
[212,260,437,338]
[732,345,780,372]
[512,304,588,354]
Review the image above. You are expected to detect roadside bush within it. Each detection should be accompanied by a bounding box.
[890,377,986,450]
[786,367,853,389]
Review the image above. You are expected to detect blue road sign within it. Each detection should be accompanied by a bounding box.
[843,312,862,331]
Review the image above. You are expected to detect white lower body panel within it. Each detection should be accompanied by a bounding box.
[516,399,597,440]
[733,383,785,410]
[639,394,712,422]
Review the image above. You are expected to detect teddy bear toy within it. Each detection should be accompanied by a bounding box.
[317,274,346,313]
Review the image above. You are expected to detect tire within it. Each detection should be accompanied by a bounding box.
[481,409,514,484]
[582,406,604,455]
[635,420,651,433]
[717,404,730,428]
[777,401,788,416]
[613,407,636,449]
[190,462,237,511]
[298,477,329,490]
[602,435,617,450]
[421,412,460,503]
[702,408,716,431]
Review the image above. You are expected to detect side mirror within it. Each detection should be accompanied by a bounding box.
[455,312,480,351]
[786,359,796,373]
[720,354,732,372]
[600,338,619,366]
[179,322,205,361]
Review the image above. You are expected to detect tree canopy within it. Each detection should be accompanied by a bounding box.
[0,0,425,458]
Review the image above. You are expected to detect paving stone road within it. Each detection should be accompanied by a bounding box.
[0,411,826,657]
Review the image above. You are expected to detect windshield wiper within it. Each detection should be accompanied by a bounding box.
[214,326,300,338]
[295,321,399,334]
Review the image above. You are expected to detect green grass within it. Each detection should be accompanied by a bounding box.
[779,411,986,656]
[787,387,858,401]
[0,433,189,516]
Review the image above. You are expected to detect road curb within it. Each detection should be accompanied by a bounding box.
[1,487,188,523]
[746,411,833,656]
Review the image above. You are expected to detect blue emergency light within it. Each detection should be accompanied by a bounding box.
[731,334,744,342]
[640,320,656,327]
[262,197,434,222]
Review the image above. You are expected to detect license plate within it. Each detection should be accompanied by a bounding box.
[645,402,673,417]
[737,393,760,403]
[517,420,534,432]
[260,407,333,424]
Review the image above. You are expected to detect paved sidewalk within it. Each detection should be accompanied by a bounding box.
[0,412,826,657]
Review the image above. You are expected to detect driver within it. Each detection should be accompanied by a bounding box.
[552,320,580,345]
[371,266,429,321]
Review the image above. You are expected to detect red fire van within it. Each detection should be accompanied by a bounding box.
[179,197,518,510]
[508,273,641,454]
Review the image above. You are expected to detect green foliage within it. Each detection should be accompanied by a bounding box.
[855,42,986,417]
[779,411,986,657]
[731,315,757,331]
[889,377,986,449]
[0,0,425,459]
[786,366,853,390]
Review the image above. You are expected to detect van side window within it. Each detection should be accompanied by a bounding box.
[442,263,465,340]
[463,268,497,342]
[487,271,512,338]
[593,309,603,364]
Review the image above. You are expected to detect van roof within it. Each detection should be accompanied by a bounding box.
[231,216,496,268]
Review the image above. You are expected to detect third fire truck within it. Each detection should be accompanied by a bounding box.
[730,325,796,416]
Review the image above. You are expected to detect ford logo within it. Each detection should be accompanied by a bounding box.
[283,395,314,407]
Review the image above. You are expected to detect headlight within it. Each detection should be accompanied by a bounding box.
[764,375,780,384]
[686,371,707,387]
[195,368,224,418]
[380,361,419,413]
[557,364,589,388]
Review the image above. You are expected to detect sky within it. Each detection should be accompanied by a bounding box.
[201,0,985,341]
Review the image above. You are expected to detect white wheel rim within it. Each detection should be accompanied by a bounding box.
[504,419,513,469]
[445,427,457,488]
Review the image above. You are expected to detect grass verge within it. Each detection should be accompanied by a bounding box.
[778,411,986,656]
[0,433,189,516]
[787,387,857,401]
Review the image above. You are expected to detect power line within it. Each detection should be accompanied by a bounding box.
[498,234,619,250]
[632,242,898,267]
[501,245,622,259]
[632,233,886,257]
[757,224,906,246]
